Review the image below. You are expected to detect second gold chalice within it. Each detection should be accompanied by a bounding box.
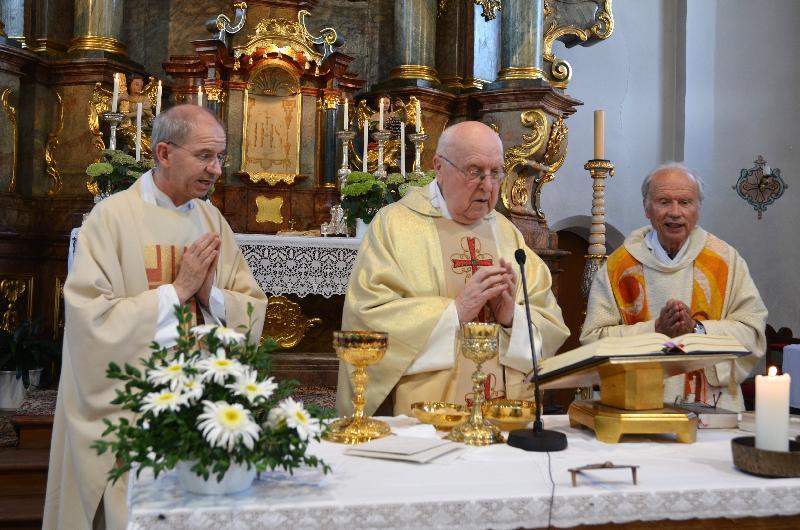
[448,322,505,445]
[324,330,392,444]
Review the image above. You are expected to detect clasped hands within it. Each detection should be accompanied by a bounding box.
[173,232,220,309]
[655,298,696,337]
[455,258,516,328]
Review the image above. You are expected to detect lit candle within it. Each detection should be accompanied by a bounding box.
[197,85,203,107]
[343,97,349,131]
[135,102,142,161]
[400,122,406,176]
[378,97,385,130]
[755,366,791,451]
[593,109,605,159]
[415,101,422,132]
[362,119,369,172]
[111,73,119,113]
[155,80,162,116]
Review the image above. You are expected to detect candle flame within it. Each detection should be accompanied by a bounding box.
[768,366,778,376]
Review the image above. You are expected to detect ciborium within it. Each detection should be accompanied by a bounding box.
[448,322,505,445]
[324,330,392,444]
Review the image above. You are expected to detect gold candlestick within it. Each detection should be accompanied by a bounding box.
[448,322,505,446]
[324,331,392,444]
[407,131,428,178]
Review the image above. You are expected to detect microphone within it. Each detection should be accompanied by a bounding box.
[506,248,568,452]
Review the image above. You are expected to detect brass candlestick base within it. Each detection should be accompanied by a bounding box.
[448,323,505,446]
[324,330,391,444]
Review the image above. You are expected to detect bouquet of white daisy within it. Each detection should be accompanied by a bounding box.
[92,304,329,484]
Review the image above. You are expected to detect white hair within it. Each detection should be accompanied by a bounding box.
[641,162,705,203]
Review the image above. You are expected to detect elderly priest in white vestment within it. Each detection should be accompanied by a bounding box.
[337,121,569,417]
[581,162,767,412]
[44,105,267,530]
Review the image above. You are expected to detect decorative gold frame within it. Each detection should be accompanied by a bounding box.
[262,295,321,349]
[45,90,64,196]
[0,88,17,192]
[0,274,33,332]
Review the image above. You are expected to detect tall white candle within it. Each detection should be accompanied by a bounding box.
[594,109,605,159]
[378,98,385,130]
[111,73,119,113]
[197,85,203,107]
[155,81,162,116]
[135,102,142,161]
[362,119,369,172]
[400,122,406,176]
[343,97,349,130]
[756,366,791,451]
[415,101,421,132]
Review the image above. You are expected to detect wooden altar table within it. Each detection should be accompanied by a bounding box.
[126,416,800,529]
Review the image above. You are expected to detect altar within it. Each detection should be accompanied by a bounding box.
[126,416,800,529]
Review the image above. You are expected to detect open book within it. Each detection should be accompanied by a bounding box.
[535,333,749,383]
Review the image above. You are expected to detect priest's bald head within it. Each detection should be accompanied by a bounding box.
[432,121,505,225]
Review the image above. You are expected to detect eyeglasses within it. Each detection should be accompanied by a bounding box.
[167,142,229,168]
[439,155,505,184]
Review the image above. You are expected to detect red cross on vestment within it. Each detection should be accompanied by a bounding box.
[451,237,493,277]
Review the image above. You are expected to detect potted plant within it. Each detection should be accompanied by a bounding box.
[92,304,330,495]
[85,149,155,198]
[0,319,60,411]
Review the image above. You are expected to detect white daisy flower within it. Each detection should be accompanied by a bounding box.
[267,407,285,429]
[140,390,186,416]
[196,400,261,451]
[277,398,321,441]
[147,354,191,390]
[213,326,247,345]
[226,369,277,403]
[179,377,204,403]
[195,350,243,384]
[190,324,217,338]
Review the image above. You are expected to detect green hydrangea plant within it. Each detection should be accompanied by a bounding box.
[341,170,437,226]
[86,149,155,195]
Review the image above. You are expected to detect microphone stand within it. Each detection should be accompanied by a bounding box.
[507,249,568,452]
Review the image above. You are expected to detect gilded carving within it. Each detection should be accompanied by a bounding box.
[53,276,66,339]
[323,93,338,110]
[205,86,225,102]
[542,0,614,87]
[474,0,502,21]
[502,109,548,178]
[45,91,64,196]
[262,295,322,349]
[254,195,284,223]
[1,88,17,192]
[511,175,528,207]
[437,0,450,18]
[0,276,32,332]
[88,82,112,153]
[544,116,568,172]
[349,99,420,173]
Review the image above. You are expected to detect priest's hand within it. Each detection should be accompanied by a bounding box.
[654,299,694,337]
[455,262,515,325]
[487,258,516,327]
[196,246,219,309]
[173,233,220,305]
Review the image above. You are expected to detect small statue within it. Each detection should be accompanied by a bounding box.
[116,74,153,158]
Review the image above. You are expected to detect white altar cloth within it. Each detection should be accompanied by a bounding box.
[126,416,800,529]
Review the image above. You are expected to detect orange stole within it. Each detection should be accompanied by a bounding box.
[607,236,730,402]
[143,244,200,324]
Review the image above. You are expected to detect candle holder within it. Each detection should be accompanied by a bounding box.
[101,112,125,151]
[731,436,800,477]
[372,130,391,180]
[407,131,428,178]
[321,129,357,237]
[581,159,615,299]
[336,130,356,189]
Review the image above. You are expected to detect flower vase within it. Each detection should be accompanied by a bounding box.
[355,218,369,239]
[175,460,256,495]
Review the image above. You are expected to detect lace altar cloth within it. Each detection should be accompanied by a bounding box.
[127,415,800,529]
[69,229,362,298]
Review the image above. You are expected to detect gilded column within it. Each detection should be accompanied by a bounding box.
[388,0,439,85]
[68,0,126,56]
[495,0,545,83]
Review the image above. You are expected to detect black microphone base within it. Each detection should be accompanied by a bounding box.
[507,428,568,452]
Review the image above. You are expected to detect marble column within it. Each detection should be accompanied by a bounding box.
[495,0,545,83]
[388,0,439,85]
[68,0,126,56]
[0,0,25,44]
[321,92,338,188]
[28,0,74,55]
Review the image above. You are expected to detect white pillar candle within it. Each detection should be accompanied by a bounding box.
[343,97,348,130]
[362,119,369,172]
[135,102,142,161]
[155,80,162,116]
[400,122,406,176]
[111,73,119,113]
[593,109,605,159]
[755,366,791,451]
[415,101,422,132]
[197,85,203,107]
[378,97,385,130]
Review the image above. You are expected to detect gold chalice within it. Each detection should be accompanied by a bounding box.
[324,330,392,444]
[448,322,505,445]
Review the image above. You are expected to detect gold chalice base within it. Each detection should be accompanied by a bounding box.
[568,400,698,444]
[482,399,536,432]
[324,416,392,445]
[448,417,505,446]
[411,401,469,431]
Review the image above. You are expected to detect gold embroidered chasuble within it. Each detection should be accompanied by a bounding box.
[44,179,267,530]
[581,226,767,411]
[337,186,569,417]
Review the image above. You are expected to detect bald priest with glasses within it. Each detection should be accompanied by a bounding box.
[337,121,569,417]
[44,105,267,530]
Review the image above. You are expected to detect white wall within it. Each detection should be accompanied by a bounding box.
[544,0,800,329]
